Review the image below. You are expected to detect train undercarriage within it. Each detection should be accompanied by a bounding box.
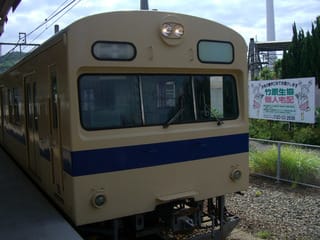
[79,196,239,240]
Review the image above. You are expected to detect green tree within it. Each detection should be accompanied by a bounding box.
[273,59,282,79]
[301,31,313,77]
[259,67,275,80]
[282,16,320,86]
[311,16,320,86]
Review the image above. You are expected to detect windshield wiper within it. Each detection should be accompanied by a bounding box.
[163,96,184,128]
[211,108,224,126]
[204,104,224,126]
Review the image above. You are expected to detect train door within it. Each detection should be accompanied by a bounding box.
[24,75,40,178]
[49,67,64,197]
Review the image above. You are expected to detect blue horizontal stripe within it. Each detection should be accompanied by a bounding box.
[39,148,51,161]
[65,133,248,176]
[5,128,26,145]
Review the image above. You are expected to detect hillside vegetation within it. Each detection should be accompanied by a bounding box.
[0,52,26,73]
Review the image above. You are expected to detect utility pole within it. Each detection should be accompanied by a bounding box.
[266,0,276,41]
[266,0,276,68]
[0,42,40,56]
[140,0,149,10]
[0,32,40,56]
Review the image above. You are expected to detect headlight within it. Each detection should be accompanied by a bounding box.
[92,192,106,208]
[173,24,184,38]
[161,23,184,39]
[230,169,242,181]
[161,23,173,37]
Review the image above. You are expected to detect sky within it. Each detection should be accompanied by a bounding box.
[0,0,319,55]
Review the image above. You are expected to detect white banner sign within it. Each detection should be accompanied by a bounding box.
[249,77,315,123]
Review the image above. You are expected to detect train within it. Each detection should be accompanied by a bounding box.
[0,10,248,239]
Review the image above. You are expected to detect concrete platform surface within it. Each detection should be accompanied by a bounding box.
[0,148,82,240]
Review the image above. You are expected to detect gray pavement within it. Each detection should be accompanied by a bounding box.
[0,148,82,240]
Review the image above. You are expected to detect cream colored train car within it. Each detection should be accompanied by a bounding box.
[0,11,248,239]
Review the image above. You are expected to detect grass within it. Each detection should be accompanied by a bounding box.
[250,145,320,186]
[255,190,263,197]
[256,230,272,239]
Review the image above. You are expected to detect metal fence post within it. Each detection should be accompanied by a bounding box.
[276,142,281,183]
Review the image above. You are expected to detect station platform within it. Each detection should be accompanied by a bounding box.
[0,148,83,240]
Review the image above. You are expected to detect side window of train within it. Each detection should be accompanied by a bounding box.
[194,75,239,121]
[6,87,21,125]
[33,83,38,131]
[13,88,22,125]
[50,72,58,129]
[7,89,13,123]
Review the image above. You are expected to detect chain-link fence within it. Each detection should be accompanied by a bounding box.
[249,138,320,189]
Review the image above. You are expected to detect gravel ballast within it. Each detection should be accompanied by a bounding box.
[226,176,320,240]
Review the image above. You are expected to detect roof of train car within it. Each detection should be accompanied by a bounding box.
[1,11,247,75]
[0,0,21,36]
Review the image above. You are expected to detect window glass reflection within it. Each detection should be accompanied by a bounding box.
[78,74,238,130]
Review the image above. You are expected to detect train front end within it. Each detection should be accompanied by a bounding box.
[65,11,248,238]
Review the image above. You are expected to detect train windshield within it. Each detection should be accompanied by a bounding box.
[79,74,238,130]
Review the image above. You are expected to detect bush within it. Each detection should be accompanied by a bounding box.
[249,119,320,145]
[293,127,320,145]
[249,119,293,141]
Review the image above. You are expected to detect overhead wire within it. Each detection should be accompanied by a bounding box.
[46,0,70,21]
[26,0,78,38]
[3,0,82,56]
[28,0,82,44]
